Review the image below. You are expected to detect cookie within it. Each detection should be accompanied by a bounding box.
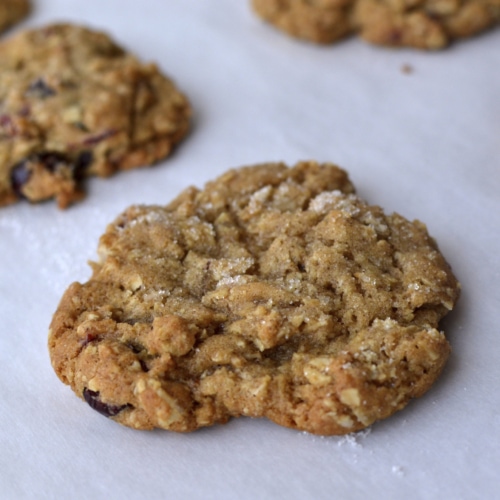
[49,161,460,435]
[251,0,354,44]
[355,0,500,48]
[0,0,30,34]
[0,24,191,208]
[251,0,500,49]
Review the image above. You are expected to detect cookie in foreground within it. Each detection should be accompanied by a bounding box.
[0,0,30,34]
[49,161,460,434]
[251,0,500,50]
[0,23,191,208]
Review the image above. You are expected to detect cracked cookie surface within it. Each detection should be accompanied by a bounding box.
[0,23,191,208]
[49,161,460,434]
[251,0,500,49]
[0,0,30,34]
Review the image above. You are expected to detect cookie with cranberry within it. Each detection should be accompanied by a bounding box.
[0,0,30,34]
[355,0,500,49]
[251,0,500,50]
[0,23,191,208]
[49,161,460,434]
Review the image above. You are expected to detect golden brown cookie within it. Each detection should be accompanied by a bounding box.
[355,0,500,49]
[0,24,191,208]
[0,0,30,34]
[251,0,500,49]
[252,0,354,44]
[49,161,460,435]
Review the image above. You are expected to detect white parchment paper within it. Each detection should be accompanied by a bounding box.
[1,1,499,499]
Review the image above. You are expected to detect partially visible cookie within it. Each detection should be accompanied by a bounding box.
[0,24,191,208]
[49,161,460,435]
[251,0,500,49]
[0,0,30,34]
[355,0,500,49]
[251,0,355,44]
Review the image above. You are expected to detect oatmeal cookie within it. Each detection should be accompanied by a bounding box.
[251,0,500,49]
[0,0,30,34]
[49,161,460,435]
[0,24,191,208]
[355,0,500,49]
[251,0,355,44]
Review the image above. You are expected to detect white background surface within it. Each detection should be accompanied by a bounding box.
[1,1,499,499]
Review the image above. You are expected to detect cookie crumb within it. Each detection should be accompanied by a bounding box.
[391,465,405,476]
[401,64,413,74]
[337,427,372,448]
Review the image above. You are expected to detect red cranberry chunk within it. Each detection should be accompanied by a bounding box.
[73,151,93,179]
[26,78,56,99]
[10,160,31,196]
[83,388,130,418]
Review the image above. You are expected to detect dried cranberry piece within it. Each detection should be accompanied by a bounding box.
[80,332,97,347]
[83,388,130,418]
[38,151,92,177]
[0,114,17,137]
[125,343,149,372]
[26,78,56,99]
[73,151,93,180]
[10,160,31,196]
[82,129,117,146]
[10,151,92,198]
[37,152,66,172]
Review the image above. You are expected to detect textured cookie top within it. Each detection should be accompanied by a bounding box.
[0,23,191,208]
[251,0,500,49]
[49,161,460,435]
[0,0,30,34]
